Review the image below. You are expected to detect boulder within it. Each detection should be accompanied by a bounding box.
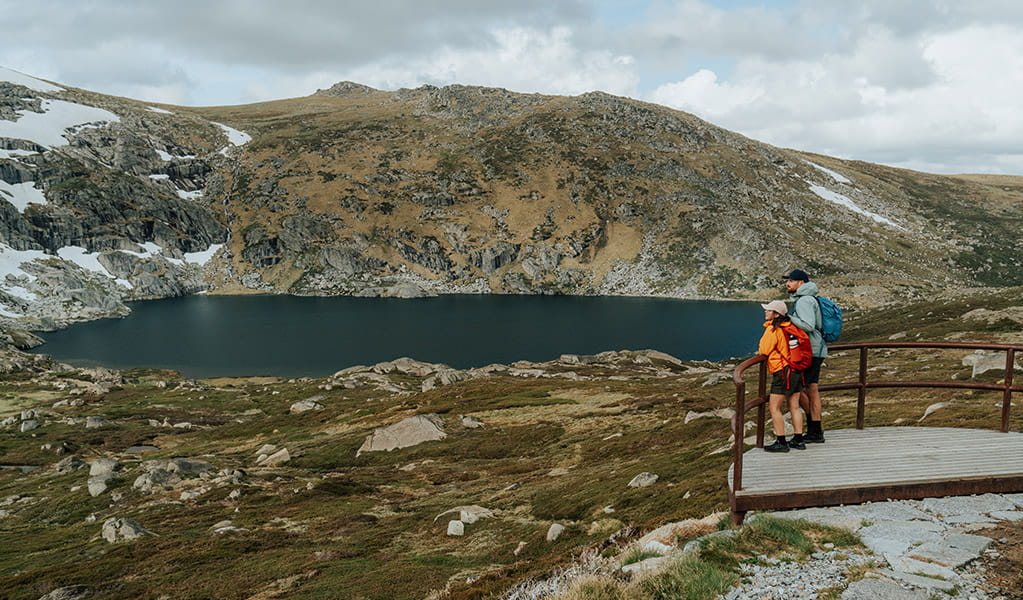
[290,397,325,413]
[460,415,484,429]
[101,517,154,543]
[447,520,464,536]
[84,416,108,429]
[54,456,87,473]
[638,513,724,547]
[38,585,91,600]
[20,419,39,432]
[88,458,120,478]
[546,523,565,542]
[357,414,446,456]
[258,448,291,466]
[962,349,1021,377]
[627,472,658,488]
[133,469,181,493]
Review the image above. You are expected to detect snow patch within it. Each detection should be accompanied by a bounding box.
[0,245,49,282]
[155,149,173,161]
[148,174,170,180]
[805,160,852,184]
[212,122,251,146]
[184,244,222,265]
[807,183,902,229]
[0,66,63,93]
[56,246,111,275]
[176,189,203,200]
[0,180,47,211]
[0,99,120,148]
[0,148,39,160]
[146,106,173,115]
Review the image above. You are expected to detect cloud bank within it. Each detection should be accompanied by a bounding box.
[1,0,1022,174]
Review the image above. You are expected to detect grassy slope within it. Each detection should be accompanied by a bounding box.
[1,287,1022,599]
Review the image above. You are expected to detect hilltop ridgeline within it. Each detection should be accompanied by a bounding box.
[2,70,1023,329]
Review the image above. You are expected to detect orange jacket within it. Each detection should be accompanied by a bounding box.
[758,320,792,374]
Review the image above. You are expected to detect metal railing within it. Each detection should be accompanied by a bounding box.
[730,341,1023,494]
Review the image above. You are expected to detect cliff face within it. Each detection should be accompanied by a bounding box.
[2,69,1023,329]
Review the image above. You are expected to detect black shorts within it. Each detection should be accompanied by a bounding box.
[804,357,825,385]
[770,366,804,395]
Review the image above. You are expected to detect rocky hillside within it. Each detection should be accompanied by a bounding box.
[2,67,1023,331]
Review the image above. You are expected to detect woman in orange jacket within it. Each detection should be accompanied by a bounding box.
[758,300,806,452]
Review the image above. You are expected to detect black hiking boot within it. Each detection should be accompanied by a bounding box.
[764,439,789,453]
[788,437,806,450]
[803,431,825,443]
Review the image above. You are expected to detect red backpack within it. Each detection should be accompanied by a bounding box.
[780,323,813,371]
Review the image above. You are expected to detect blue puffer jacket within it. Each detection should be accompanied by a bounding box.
[789,281,828,358]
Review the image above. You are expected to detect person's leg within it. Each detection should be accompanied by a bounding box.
[804,357,826,443]
[807,383,822,420]
[769,393,786,436]
[765,393,789,452]
[788,394,804,435]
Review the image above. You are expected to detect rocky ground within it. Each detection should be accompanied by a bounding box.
[1,288,1023,599]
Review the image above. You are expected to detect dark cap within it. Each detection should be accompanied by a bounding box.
[782,269,809,282]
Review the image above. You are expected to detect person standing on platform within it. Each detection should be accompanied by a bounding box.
[757,300,808,452]
[784,269,828,443]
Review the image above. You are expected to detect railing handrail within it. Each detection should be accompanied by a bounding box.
[730,340,1022,495]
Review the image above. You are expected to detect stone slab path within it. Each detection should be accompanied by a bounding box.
[721,492,1023,599]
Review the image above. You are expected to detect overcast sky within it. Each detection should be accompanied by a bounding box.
[2,0,1022,175]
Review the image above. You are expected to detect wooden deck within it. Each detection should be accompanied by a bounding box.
[729,427,1023,515]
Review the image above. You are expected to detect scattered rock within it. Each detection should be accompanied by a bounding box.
[290,397,325,413]
[636,513,728,548]
[460,415,484,428]
[684,407,735,424]
[37,585,91,600]
[621,555,671,574]
[133,469,181,493]
[962,349,1022,377]
[258,448,291,466]
[101,518,154,543]
[54,456,87,473]
[20,419,39,432]
[841,578,928,600]
[547,523,565,542]
[435,505,494,523]
[514,541,528,556]
[627,472,658,488]
[447,520,464,536]
[84,416,108,429]
[918,402,948,421]
[357,414,446,456]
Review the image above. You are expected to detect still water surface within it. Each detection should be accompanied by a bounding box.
[36,294,763,378]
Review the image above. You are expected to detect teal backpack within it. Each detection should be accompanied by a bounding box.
[815,296,843,343]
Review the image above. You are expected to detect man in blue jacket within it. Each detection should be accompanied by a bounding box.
[784,269,827,443]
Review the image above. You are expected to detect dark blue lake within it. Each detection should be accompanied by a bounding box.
[34,294,763,378]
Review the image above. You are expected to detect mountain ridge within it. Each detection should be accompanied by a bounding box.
[1,67,1022,332]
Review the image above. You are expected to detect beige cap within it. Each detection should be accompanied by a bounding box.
[760,300,788,315]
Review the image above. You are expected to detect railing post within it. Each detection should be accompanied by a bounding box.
[756,362,767,447]
[1003,349,1015,433]
[857,347,868,429]
[733,379,745,492]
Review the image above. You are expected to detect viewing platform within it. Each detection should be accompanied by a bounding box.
[729,426,1023,515]
[729,341,1023,524]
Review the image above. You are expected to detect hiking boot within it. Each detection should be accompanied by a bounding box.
[803,431,826,443]
[788,438,806,450]
[764,440,789,453]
